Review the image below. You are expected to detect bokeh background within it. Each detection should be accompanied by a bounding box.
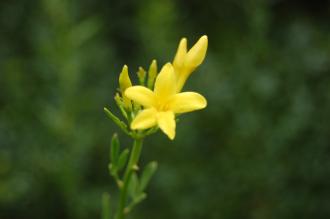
[1,0,330,218]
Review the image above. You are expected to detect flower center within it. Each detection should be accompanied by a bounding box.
[156,99,170,112]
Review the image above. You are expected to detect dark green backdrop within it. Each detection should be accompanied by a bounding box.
[1,0,330,218]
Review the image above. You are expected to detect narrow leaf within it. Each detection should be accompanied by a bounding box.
[117,149,129,171]
[128,173,139,199]
[134,193,147,204]
[110,133,120,165]
[104,107,130,135]
[102,192,111,219]
[139,161,158,192]
[124,193,147,214]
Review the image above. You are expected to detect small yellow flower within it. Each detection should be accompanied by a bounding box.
[119,65,132,109]
[173,35,208,92]
[125,63,207,140]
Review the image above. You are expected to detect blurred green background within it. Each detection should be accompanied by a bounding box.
[1,0,330,218]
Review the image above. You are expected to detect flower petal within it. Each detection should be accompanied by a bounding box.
[125,86,156,107]
[154,63,176,100]
[156,111,176,140]
[168,92,207,113]
[131,108,157,130]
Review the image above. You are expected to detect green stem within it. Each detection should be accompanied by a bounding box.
[115,138,143,219]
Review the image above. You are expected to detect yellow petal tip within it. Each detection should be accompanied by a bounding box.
[200,35,208,41]
[168,133,175,140]
[201,97,207,108]
[180,37,187,44]
[163,128,175,140]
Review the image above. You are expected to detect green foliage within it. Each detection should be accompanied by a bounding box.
[139,161,158,192]
[104,108,130,135]
[1,0,330,219]
[117,149,129,172]
[111,134,120,166]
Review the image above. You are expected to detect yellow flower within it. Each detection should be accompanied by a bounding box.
[118,65,132,109]
[125,63,207,140]
[173,35,208,92]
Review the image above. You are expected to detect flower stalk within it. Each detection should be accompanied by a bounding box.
[115,138,143,219]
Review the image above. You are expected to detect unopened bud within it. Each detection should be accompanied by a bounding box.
[184,35,208,68]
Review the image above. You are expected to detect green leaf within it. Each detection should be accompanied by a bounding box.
[134,192,147,204]
[102,192,111,219]
[111,133,120,165]
[104,107,130,136]
[117,149,129,171]
[139,161,158,192]
[124,193,147,214]
[128,173,139,199]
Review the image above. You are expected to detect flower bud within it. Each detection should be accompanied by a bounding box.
[118,65,132,109]
[173,35,208,92]
[147,59,158,89]
[184,35,208,68]
[173,38,187,71]
[119,65,132,92]
[137,66,146,85]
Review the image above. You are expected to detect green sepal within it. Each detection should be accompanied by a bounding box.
[132,104,141,114]
[117,148,129,171]
[145,126,159,136]
[114,93,128,119]
[139,161,158,192]
[137,67,146,85]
